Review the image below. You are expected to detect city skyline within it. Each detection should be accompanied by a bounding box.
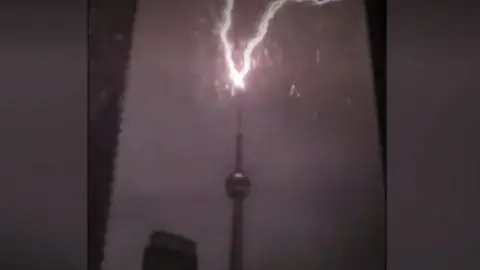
[102,0,384,269]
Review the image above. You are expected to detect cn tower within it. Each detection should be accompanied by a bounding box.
[225,94,251,270]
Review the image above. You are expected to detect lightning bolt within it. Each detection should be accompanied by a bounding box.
[219,0,340,95]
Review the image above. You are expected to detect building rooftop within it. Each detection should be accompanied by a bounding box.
[148,231,197,255]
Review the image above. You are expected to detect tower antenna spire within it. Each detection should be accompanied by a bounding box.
[235,94,244,172]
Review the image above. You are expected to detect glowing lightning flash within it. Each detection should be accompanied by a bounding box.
[219,0,340,95]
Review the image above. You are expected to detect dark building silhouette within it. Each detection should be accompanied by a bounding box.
[88,1,138,269]
[142,231,198,270]
[225,105,251,270]
[364,0,385,183]
[363,1,386,268]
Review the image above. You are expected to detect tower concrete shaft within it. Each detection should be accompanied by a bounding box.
[229,198,245,270]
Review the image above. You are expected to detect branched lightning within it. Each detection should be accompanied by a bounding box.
[219,0,340,95]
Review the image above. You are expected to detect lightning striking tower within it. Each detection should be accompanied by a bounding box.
[218,1,341,269]
[225,94,251,270]
[219,0,339,95]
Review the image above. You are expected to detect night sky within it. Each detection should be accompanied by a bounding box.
[102,0,384,269]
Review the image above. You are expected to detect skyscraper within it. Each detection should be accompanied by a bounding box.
[225,104,251,270]
[142,231,197,270]
[364,0,385,184]
[88,1,138,269]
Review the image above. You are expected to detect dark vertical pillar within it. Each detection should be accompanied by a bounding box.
[88,0,138,269]
[364,0,386,186]
[363,3,386,270]
[229,198,245,270]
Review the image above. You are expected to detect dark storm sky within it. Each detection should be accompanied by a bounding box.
[102,0,383,269]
